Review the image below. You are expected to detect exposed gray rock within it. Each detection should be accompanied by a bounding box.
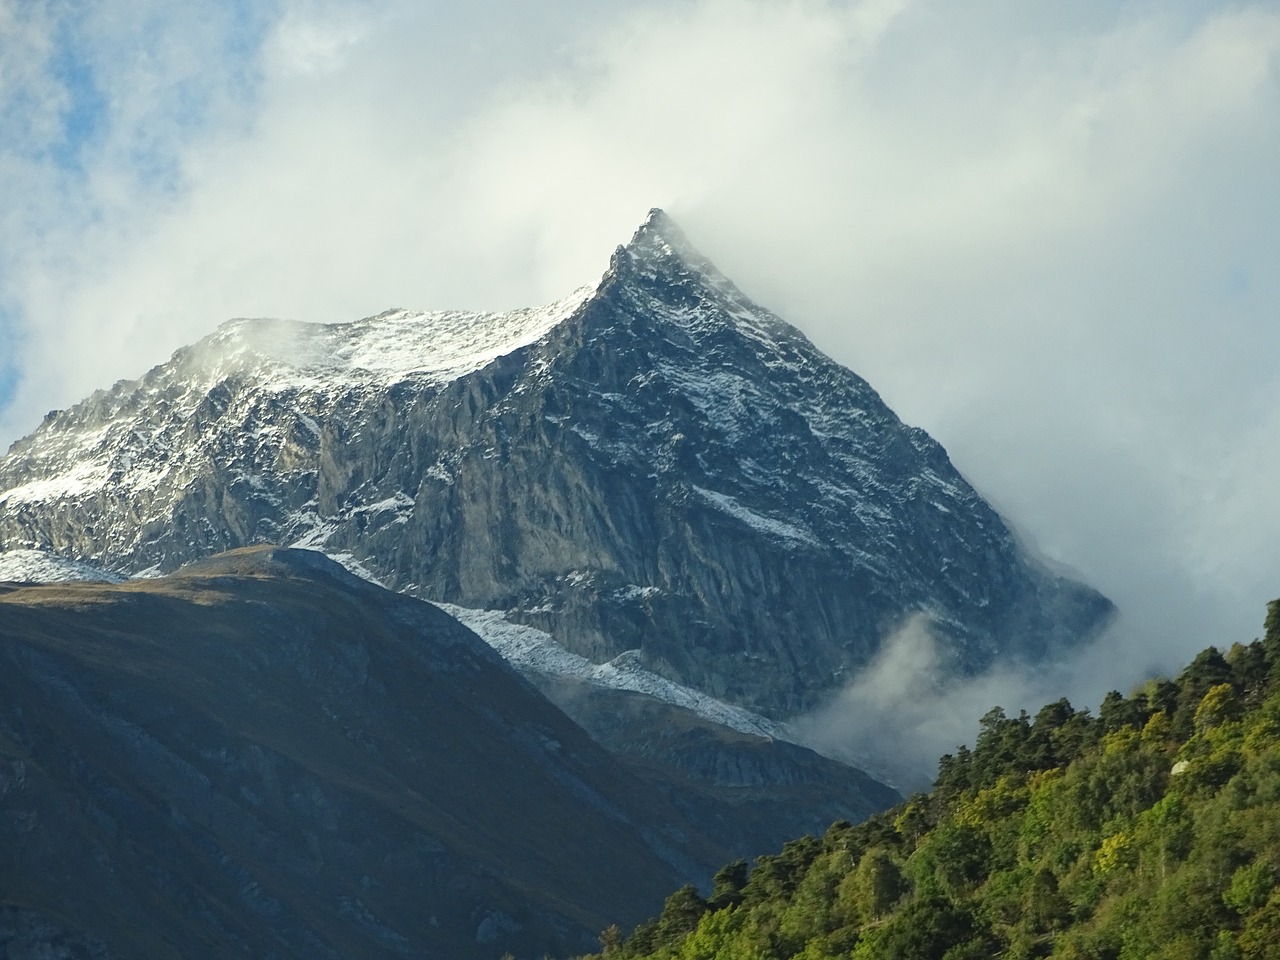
[0,209,1112,719]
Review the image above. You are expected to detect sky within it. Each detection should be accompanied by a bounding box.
[1,0,1278,762]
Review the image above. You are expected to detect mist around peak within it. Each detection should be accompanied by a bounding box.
[792,612,1146,793]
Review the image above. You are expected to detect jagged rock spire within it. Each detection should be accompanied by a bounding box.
[603,208,745,314]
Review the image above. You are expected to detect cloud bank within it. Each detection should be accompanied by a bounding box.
[2,0,1278,757]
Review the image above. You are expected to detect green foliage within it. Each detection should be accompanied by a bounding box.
[586,600,1280,960]
[837,847,905,924]
[1263,599,1280,652]
[655,886,709,948]
[853,895,979,959]
[599,924,623,955]
[1196,683,1242,733]
[707,860,749,911]
[1224,861,1274,915]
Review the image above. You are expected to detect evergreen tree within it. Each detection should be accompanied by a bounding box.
[584,602,1280,960]
[654,885,707,946]
[708,859,749,910]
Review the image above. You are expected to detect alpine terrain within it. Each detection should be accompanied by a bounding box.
[0,545,731,959]
[0,209,1112,725]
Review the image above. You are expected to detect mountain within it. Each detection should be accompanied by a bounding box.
[0,546,125,584]
[530,675,900,858]
[0,545,737,960]
[579,602,1280,960]
[0,544,902,891]
[0,209,1112,719]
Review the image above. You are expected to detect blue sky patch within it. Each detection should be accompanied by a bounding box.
[46,22,108,172]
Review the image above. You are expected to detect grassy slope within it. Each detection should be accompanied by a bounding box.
[0,546,728,960]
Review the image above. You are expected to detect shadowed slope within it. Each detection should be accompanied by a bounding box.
[0,546,726,960]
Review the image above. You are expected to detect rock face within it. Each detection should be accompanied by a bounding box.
[0,210,1112,717]
[0,546,730,960]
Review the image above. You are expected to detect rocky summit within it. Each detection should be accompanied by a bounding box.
[0,209,1111,719]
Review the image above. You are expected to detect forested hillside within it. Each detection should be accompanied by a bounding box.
[581,601,1280,960]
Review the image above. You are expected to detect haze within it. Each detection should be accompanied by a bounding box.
[2,0,1277,755]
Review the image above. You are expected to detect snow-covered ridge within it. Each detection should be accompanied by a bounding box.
[207,285,594,389]
[435,602,792,742]
[0,286,594,512]
[0,549,124,584]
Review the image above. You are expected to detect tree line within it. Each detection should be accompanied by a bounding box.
[576,600,1280,959]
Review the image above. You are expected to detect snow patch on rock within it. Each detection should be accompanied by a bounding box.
[692,485,820,547]
[435,601,792,742]
[0,549,125,584]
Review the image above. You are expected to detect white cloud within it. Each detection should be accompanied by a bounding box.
[1,0,1278,737]
[268,7,372,78]
[789,613,1088,791]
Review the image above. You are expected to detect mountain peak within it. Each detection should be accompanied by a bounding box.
[605,208,751,319]
[0,206,1113,720]
[617,208,712,273]
[629,207,686,247]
